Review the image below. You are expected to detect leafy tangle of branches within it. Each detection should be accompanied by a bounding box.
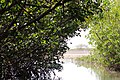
[0,0,102,79]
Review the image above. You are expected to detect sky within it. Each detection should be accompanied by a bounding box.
[67,29,92,49]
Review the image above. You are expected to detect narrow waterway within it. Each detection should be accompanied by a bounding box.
[54,58,120,80]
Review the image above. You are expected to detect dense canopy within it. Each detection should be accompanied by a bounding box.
[87,0,120,71]
[0,0,102,79]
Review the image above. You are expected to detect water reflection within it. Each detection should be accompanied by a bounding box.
[54,59,120,80]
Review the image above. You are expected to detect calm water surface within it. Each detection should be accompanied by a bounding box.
[54,59,120,80]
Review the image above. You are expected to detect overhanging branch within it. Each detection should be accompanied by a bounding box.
[0,0,63,41]
[18,0,62,30]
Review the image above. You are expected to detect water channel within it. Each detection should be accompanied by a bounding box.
[54,58,120,80]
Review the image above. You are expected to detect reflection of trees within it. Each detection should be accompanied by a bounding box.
[76,60,120,80]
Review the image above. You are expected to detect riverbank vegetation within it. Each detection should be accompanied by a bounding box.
[78,0,120,72]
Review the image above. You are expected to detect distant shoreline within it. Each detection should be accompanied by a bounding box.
[64,48,91,58]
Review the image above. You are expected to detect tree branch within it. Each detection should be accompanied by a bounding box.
[95,32,104,42]
[0,0,62,41]
[18,0,62,30]
[5,9,22,32]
